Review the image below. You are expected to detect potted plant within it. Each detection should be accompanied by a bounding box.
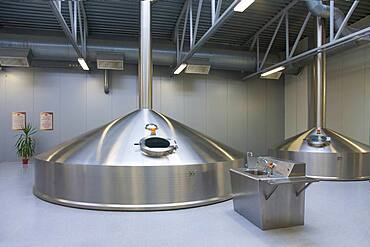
[15,123,37,165]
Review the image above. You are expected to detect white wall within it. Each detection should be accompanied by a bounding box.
[284,66,309,139]
[0,65,284,162]
[0,67,139,162]
[285,44,370,145]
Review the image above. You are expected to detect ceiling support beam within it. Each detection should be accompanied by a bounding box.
[79,1,88,55]
[334,0,359,40]
[173,0,189,42]
[259,13,284,70]
[79,1,89,35]
[211,0,216,25]
[215,0,223,20]
[173,0,240,74]
[242,26,370,80]
[246,0,299,50]
[289,12,311,58]
[193,0,203,47]
[49,0,86,59]
[243,0,366,80]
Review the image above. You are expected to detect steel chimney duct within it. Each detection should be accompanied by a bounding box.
[139,0,152,109]
[33,0,245,210]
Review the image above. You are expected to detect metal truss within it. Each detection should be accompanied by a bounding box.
[49,0,88,59]
[173,0,240,73]
[243,0,368,80]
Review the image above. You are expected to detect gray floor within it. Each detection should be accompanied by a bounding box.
[0,162,369,247]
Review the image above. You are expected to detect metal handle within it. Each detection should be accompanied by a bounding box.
[145,123,158,130]
[264,177,319,200]
[145,123,158,135]
[267,177,317,185]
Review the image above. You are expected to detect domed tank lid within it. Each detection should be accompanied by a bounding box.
[36,109,245,166]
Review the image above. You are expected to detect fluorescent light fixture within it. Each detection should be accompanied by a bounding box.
[173,63,187,74]
[78,58,90,71]
[234,0,255,12]
[261,66,285,77]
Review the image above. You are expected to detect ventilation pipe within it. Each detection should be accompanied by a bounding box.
[316,17,324,129]
[139,0,152,109]
[305,0,370,41]
[0,33,263,72]
[104,69,110,94]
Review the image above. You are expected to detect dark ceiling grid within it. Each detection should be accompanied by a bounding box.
[0,0,368,53]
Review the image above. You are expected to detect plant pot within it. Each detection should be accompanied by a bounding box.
[22,158,29,165]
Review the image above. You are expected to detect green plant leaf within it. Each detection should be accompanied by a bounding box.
[15,122,37,159]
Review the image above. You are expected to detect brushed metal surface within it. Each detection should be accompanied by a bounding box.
[271,128,370,180]
[230,167,306,230]
[34,109,245,210]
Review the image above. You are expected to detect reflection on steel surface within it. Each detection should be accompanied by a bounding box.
[34,109,245,210]
[230,157,317,230]
[271,128,370,180]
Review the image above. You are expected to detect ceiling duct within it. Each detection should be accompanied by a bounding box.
[271,17,370,181]
[185,58,211,75]
[0,33,268,72]
[305,0,370,41]
[33,0,245,211]
[0,48,32,67]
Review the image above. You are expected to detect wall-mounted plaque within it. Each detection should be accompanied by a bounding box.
[12,112,26,130]
[40,112,54,131]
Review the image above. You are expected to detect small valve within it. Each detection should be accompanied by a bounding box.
[267,162,275,170]
[266,162,276,175]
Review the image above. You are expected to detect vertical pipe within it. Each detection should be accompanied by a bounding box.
[285,12,289,59]
[211,0,215,25]
[176,27,179,64]
[329,0,334,42]
[73,1,77,42]
[322,20,327,128]
[189,0,193,48]
[104,70,110,94]
[256,36,259,71]
[139,0,152,109]
[316,17,323,129]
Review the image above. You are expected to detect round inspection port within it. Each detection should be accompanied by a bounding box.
[144,137,170,148]
[139,136,177,157]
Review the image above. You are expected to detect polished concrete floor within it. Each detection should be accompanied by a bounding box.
[0,162,369,247]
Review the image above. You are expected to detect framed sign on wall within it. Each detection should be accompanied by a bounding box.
[12,112,26,130]
[40,112,54,131]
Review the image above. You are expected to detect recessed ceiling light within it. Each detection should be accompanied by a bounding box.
[234,0,255,12]
[78,58,90,71]
[173,63,187,75]
[260,66,285,77]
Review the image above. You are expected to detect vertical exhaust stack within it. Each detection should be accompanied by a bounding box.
[272,16,370,181]
[139,0,153,109]
[316,17,324,130]
[32,0,245,211]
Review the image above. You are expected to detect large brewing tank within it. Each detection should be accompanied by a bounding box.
[33,0,245,210]
[34,109,245,210]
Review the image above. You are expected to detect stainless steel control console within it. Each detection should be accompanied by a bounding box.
[230,157,317,230]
